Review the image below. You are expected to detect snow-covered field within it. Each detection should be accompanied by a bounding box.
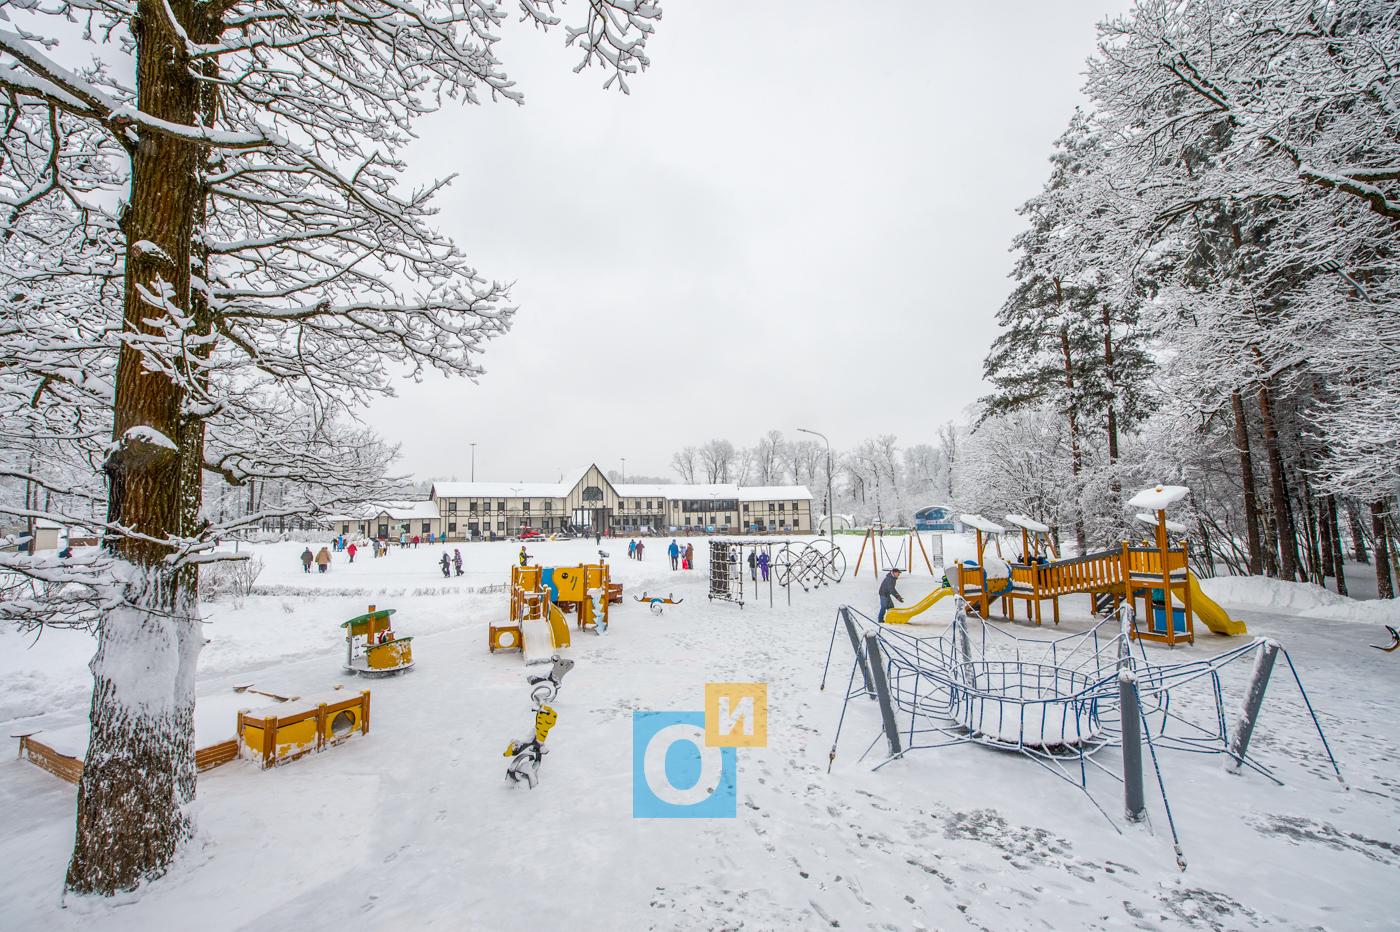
[3,536,1398,930]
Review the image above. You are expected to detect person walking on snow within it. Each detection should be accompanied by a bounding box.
[748,549,757,581]
[627,539,636,559]
[347,542,358,563]
[519,546,531,567]
[636,540,645,561]
[684,542,694,570]
[758,550,770,581]
[440,552,451,578]
[453,549,464,576]
[878,568,904,623]
[316,547,332,574]
[301,547,314,573]
[668,539,680,570]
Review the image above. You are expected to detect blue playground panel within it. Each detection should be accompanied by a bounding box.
[1151,606,1188,633]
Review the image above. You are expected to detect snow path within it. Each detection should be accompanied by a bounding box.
[2,538,1398,930]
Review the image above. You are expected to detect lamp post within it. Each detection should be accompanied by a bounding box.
[510,486,521,537]
[798,428,834,547]
[621,457,626,480]
[470,443,476,482]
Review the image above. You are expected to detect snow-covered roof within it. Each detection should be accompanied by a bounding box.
[1004,514,1050,533]
[431,480,576,498]
[618,484,812,502]
[1135,513,1188,535]
[327,500,440,521]
[960,514,1006,533]
[1127,485,1190,510]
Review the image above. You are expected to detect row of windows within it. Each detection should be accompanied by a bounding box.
[447,500,555,513]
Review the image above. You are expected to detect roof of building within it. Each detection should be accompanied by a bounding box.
[327,500,440,521]
[617,484,812,502]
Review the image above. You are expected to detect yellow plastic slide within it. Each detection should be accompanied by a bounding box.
[883,586,955,625]
[1186,574,1248,636]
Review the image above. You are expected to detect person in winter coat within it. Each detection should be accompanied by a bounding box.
[758,550,770,581]
[301,547,314,573]
[878,568,904,622]
[453,549,464,576]
[628,539,636,560]
[595,530,602,545]
[316,547,332,574]
[635,540,645,561]
[668,539,680,570]
[440,552,451,578]
[748,549,757,581]
[413,535,420,548]
[519,546,531,567]
[684,542,695,570]
[347,542,358,563]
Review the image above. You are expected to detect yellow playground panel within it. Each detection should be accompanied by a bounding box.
[238,689,371,769]
[493,563,614,661]
[881,585,954,624]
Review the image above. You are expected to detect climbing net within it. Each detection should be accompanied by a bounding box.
[823,599,1342,864]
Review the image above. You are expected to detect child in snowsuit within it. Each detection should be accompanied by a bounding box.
[453,549,464,576]
[440,552,451,578]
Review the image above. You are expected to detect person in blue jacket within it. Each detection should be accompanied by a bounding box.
[668,539,680,570]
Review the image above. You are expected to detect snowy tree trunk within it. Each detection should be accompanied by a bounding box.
[1230,390,1263,575]
[1059,323,1086,554]
[1256,383,1299,581]
[67,0,210,896]
[1372,501,1394,601]
[1326,495,1348,597]
[1347,499,1369,565]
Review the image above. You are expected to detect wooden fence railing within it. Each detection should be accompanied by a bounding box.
[15,734,241,786]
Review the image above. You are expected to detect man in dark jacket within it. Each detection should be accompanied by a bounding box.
[878,568,904,622]
[301,547,314,573]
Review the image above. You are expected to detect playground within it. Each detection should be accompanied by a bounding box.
[1,528,1398,931]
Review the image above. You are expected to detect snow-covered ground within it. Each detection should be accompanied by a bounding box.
[3,536,1398,930]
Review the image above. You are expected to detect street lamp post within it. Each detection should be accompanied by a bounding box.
[470,443,476,482]
[621,457,626,480]
[510,486,521,537]
[797,428,835,547]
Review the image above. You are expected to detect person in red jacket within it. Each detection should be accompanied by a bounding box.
[347,542,358,563]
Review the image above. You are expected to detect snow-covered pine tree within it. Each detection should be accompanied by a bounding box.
[0,0,662,895]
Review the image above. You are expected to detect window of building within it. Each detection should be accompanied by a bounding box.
[342,523,349,534]
[779,503,786,512]
[743,504,749,513]
[582,486,603,502]
[793,502,800,511]
[448,501,457,512]
[793,518,800,529]
[769,503,775,512]
[422,522,431,533]
[469,501,477,512]
[646,501,653,510]
[497,521,505,531]
[498,501,506,511]
[448,522,457,532]
[468,521,478,532]
[522,500,530,512]
[544,500,553,512]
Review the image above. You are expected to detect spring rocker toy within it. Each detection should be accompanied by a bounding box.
[527,655,575,705]
[505,704,558,789]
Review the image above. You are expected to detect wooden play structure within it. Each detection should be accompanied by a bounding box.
[342,605,414,676]
[238,688,371,769]
[492,563,613,663]
[950,487,1247,645]
[853,527,936,577]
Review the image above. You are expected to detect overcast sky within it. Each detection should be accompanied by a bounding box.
[367,1,1133,485]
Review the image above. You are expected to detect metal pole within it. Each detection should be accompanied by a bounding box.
[863,631,903,757]
[1227,639,1279,772]
[841,607,873,697]
[798,428,834,548]
[1119,671,1146,822]
[470,443,476,482]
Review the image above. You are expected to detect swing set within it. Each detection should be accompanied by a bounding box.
[852,527,935,577]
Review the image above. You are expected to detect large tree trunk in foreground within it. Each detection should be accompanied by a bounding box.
[1326,495,1347,597]
[67,0,208,896]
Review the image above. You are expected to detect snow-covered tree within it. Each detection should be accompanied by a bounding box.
[0,0,662,896]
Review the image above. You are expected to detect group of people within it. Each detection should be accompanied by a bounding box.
[440,549,464,577]
[300,546,332,573]
[627,539,646,561]
[746,549,772,581]
[666,539,696,570]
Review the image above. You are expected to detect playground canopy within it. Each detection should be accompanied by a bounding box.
[1127,485,1190,510]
